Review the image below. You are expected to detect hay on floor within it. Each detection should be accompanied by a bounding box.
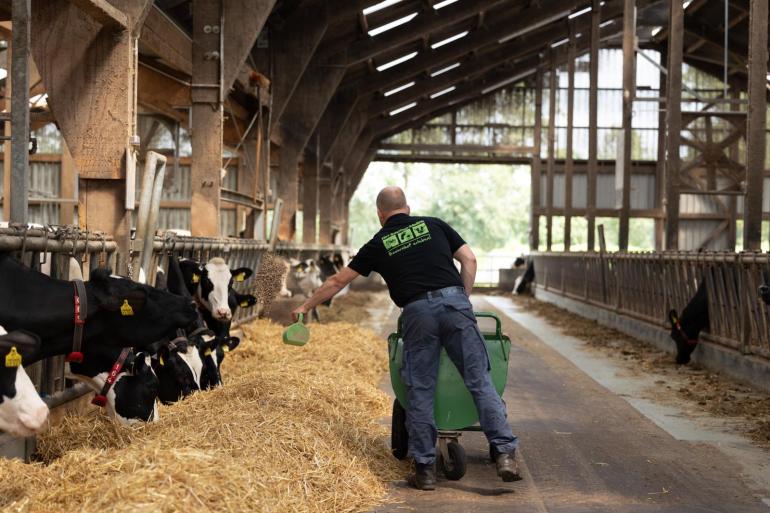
[0,320,403,513]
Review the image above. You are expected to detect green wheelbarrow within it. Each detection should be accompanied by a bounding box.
[387,311,511,480]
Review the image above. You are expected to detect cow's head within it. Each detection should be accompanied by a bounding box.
[88,269,199,347]
[153,336,202,404]
[183,258,254,321]
[198,334,240,390]
[108,352,160,424]
[0,329,49,437]
[668,309,697,365]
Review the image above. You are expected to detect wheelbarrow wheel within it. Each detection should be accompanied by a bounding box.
[391,399,409,460]
[438,440,466,480]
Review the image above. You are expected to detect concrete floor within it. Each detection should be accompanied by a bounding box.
[369,294,770,513]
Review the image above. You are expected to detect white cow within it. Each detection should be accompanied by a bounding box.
[0,325,49,437]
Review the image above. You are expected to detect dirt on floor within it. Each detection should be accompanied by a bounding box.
[508,294,770,447]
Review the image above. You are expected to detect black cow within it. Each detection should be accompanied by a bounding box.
[669,281,709,365]
[0,327,48,436]
[0,252,199,363]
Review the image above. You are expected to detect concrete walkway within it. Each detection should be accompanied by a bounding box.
[370,295,770,513]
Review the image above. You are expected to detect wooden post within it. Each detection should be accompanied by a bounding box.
[728,88,739,250]
[60,144,76,225]
[546,53,556,251]
[2,33,11,222]
[10,0,30,224]
[530,67,543,251]
[302,147,318,244]
[564,25,576,252]
[619,0,636,251]
[190,0,223,237]
[586,0,600,251]
[654,48,667,251]
[665,0,684,250]
[318,163,332,244]
[744,0,768,250]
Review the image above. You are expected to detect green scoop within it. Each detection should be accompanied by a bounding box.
[283,313,310,346]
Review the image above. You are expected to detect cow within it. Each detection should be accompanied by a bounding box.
[668,281,709,365]
[0,326,49,437]
[167,256,253,390]
[67,346,160,424]
[513,259,535,295]
[177,257,253,322]
[0,252,199,363]
[284,259,323,321]
[317,255,349,307]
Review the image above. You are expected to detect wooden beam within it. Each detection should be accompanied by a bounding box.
[546,54,556,251]
[744,0,768,250]
[315,90,361,164]
[618,0,635,251]
[223,0,276,92]
[302,145,318,244]
[140,6,192,76]
[665,0,683,250]
[318,164,332,244]
[587,0,600,251]
[564,24,576,252]
[190,0,223,237]
[269,0,329,131]
[69,0,127,29]
[10,0,30,223]
[530,66,543,251]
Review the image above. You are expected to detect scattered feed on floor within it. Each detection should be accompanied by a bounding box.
[0,319,404,513]
[511,294,770,447]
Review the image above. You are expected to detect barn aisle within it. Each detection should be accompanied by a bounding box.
[370,294,770,513]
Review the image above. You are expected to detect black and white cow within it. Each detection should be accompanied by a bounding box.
[68,346,160,424]
[513,259,535,295]
[168,256,254,390]
[669,281,709,365]
[317,255,349,307]
[0,326,49,437]
[178,257,253,322]
[0,252,199,363]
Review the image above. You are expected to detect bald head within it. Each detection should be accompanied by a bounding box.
[376,186,407,213]
[375,186,410,225]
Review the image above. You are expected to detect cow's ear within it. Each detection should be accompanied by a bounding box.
[221,336,240,353]
[0,330,41,363]
[230,267,253,283]
[668,309,679,324]
[236,293,257,308]
[179,260,204,286]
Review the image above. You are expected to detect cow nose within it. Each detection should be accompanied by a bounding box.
[19,404,49,433]
[216,308,231,320]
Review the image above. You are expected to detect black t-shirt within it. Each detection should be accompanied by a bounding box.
[348,213,466,307]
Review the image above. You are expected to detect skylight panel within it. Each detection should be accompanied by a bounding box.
[433,0,459,9]
[368,12,418,36]
[384,81,416,96]
[429,86,456,99]
[376,51,418,71]
[389,102,418,116]
[430,62,460,77]
[431,31,469,49]
[363,0,403,16]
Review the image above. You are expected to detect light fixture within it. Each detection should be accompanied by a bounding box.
[430,86,456,99]
[389,102,418,116]
[368,12,418,37]
[384,81,416,96]
[430,62,461,77]
[376,51,419,71]
[651,26,663,37]
[363,0,403,16]
[433,0,459,9]
[431,31,469,49]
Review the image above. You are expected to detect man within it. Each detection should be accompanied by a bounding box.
[292,186,519,490]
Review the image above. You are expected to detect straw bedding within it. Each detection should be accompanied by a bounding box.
[0,320,403,513]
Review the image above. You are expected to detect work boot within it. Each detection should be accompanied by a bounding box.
[495,450,522,482]
[407,463,436,491]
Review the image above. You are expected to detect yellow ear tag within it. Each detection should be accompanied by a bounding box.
[204,348,212,356]
[240,300,249,308]
[120,300,134,316]
[235,273,245,282]
[159,355,165,366]
[222,345,230,353]
[192,274,200,284]
[5,347,21,368]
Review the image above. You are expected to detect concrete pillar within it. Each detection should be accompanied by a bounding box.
[302,149,318,244]
[318,164,332,244]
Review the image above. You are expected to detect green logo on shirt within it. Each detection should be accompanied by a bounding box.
[382,220,431,256]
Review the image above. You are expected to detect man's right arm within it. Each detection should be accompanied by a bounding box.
[453,244,477,295]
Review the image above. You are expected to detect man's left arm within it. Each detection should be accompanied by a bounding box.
[291,267,360,320]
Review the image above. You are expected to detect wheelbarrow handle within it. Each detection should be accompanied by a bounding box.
[395,311,503,339]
